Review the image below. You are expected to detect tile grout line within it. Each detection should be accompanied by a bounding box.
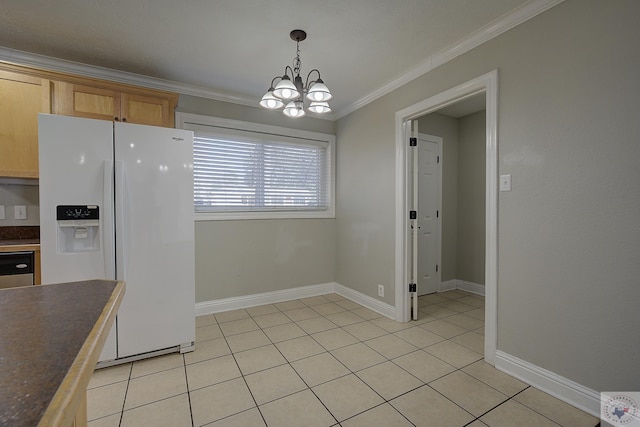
[248,297,346,426]
[181,353,195,427]
[117,362,132,427]
[219,323,270,427]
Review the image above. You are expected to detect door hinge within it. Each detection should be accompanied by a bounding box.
[436,265,439,273]
[409,210,417,220]
[409,283,416,293]
[409,137,417,147]
[437,155,440,163]
[437,210,439,218]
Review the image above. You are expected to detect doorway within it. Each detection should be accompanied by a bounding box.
[394,70,498,365]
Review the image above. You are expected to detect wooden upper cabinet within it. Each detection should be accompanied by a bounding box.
[0,70,51,178]
[121,92,172,127]
[0,61,178,178]
[54,81,176,128]
[55,83,120,121]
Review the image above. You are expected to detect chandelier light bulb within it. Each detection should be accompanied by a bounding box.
[283,100,306,118]
[260,90,284,109]
[308,101,331,114]
[306,80,332,102]
[273,76,300,100]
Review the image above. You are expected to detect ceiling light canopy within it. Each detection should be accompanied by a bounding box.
[260,30,332,118]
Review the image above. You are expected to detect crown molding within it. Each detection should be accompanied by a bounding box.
[0,46,257,107]
[334,0,564,119]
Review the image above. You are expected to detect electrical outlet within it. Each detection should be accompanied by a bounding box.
[378,284,384,298]
[15,205,27,220]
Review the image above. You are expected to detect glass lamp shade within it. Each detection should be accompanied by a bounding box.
[260,90,285,109]
[308,101,331,114]
[273,77,300,100]
[306,81,332,102]
[283,100,306,118]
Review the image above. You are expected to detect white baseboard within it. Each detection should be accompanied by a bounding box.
[195,281,397,321]
[456,280,485,296]
[495,350,600,417]
[334,282,396,320]
[439,279,485,296]
[440,279,457,292]
[195,282,336,316]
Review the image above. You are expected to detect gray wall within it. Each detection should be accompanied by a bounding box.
[336,0,640,392]
[457,111,485,285]
[0,183,39,226]
[176,96,337,303]
[194,219,335,302]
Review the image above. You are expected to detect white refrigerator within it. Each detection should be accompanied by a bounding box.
[38,114,195,363]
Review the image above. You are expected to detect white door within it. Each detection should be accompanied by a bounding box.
[114,122,195,358]
[417,134,442,296]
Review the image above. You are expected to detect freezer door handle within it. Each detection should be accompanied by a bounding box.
[115,160,127,281]
[103,160,115,279]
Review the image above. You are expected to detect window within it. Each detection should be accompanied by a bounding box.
[177,113,335,220]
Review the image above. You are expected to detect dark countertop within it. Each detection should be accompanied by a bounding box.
[0,227,40,252]
[0,226,39,241]
[0,280,124,426]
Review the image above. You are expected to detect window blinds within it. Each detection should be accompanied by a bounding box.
[193,134,329,212]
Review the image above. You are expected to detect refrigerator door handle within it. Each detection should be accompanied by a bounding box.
[103,160,115,279]
[115,160,127,281]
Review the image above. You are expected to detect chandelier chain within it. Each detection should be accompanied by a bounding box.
[293,40,302,77]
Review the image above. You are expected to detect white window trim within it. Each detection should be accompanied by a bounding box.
[176,112,336,221]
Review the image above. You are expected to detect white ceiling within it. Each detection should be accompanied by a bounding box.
[0,0,557,119]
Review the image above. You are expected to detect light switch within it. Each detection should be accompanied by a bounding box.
[499,174,512,192]
[0,205,5,220]
[15,205,27,220]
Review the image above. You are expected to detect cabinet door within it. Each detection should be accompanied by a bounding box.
[0,71,51,178]
[55,82,122,122]
[121,93,173,127]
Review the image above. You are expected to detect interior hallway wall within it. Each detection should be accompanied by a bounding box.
[457,110,485,285]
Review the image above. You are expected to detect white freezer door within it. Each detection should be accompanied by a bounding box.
[114,122,195,358]
[38,114,116,284]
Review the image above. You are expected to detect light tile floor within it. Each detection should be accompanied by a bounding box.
[87,290,599,427]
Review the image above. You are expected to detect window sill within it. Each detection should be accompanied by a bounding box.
[195,209,335,221]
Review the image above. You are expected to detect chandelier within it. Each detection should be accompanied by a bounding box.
[260,30,332,118]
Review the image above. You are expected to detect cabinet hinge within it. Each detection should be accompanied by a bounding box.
[409,283,417,293]
[409,210,417,220]
[409,137,417,147]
